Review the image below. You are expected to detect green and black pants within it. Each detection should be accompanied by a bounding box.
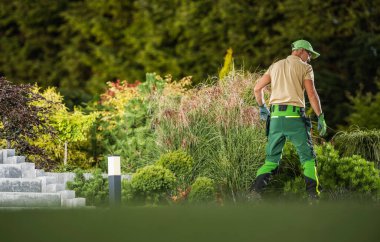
[251,104,320,198]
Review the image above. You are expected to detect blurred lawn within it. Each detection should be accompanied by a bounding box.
[0,202,379,242]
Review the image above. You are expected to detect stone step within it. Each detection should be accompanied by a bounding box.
[36,169,45,177]
[0,163,36,178]
[62,197,86,208]
[45,172,75,186]
[0,149,15,164]
[3,156,26,164]
[0,178,42,192]
[46,183,65,193]
[59,190,75,200]
[0,192,61,207]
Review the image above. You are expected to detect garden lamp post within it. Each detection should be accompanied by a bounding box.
[108,155,121,206]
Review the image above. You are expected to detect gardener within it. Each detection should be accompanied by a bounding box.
[250,39,327,199]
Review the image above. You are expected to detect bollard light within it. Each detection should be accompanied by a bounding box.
[108,155,121,206]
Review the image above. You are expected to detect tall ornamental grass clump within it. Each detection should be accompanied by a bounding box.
[333,128,380,168]
[154,71,268,202]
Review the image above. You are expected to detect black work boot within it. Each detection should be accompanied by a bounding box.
[304,176,320,204]
[247,173,271,202]
[251,173,271,193]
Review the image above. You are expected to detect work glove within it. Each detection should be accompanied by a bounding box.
[259,104,270,121]
[317,113,327,136]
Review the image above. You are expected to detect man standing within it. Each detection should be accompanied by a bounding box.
[251,40,327,199]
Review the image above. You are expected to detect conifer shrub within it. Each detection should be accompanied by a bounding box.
[283,176,307,199]
[67,169,109,206]
[130,165,176,204]
[316,144,380,194]
[188,177,217,204]
[156,150,194,183]
[278,143,380,200]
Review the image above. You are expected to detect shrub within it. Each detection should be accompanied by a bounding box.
[121,179,134,205]
[282,176,307,200]
[131,165,176,204]
[316,144,380,194]
[154,71,267,202]
[156,150,194,184]
[188,177,217,204]
[333,128,380,168]
[0,77,54,164]
[67,169,109,206]
[345,81,380,129]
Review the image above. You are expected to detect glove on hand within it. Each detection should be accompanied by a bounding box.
[259,104,270,121]
[317,113,327,136]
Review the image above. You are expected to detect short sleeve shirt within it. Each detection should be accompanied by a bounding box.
[265,55,314,107]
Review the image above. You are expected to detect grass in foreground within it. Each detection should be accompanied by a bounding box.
[0,201,379,242]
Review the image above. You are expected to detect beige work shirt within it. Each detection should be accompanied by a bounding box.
[265,55,314,107]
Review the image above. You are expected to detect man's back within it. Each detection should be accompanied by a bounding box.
[266,55,314,108]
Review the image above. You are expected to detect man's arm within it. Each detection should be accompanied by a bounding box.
[254,74,271,106]
[304,79,322,116]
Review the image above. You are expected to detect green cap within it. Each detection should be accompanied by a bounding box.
[291,40,320,59]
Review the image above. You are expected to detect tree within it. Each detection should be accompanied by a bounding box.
[51,108,98,166]
[0,77,53,155]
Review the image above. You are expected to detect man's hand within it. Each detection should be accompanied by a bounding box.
[318,113,327,136]
[259,104,270,121]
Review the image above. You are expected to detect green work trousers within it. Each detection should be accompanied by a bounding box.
[252,105,320,198]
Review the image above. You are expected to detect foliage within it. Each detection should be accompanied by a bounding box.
[219,48,234,82]
[29,86,97,170]
[51,108,98,144]
[345,81,380,129]
[283,176,307,200]
[154,71,267,202]
[316,144,380,194]
[333,128,380,167]
[121,179,134,205]
[188,177,217,204]
[1,1,379,130]
[267,141,380,200]
[156,150,194,184]
[0,77,54,158]
[67,169,109,206]
[97,73,161,172]
[130,165,176,204]
[97,73,190,172]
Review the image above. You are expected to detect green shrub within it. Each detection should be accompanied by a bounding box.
[154,71,267,202]
[131,165,176,204]
[121,179,134,205]
[188,177,217,204]
[346,81,380,129]
[67,169,109,206]
[97,73,165,173]
[156,150,194,184]
[316,144,380,194]
[283,176,307,200]
[333,128,380,168]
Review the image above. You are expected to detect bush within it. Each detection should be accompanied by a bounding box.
[188,177,217,204]
[121,179,134,205]
[282,176,307,200]
[67,169,109,206]
[130,165,176,204]
[156,150,194,184]
[316,144,380,194]
[333,128,380,168]
[346,81,380,129]
[154,71,267,202]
